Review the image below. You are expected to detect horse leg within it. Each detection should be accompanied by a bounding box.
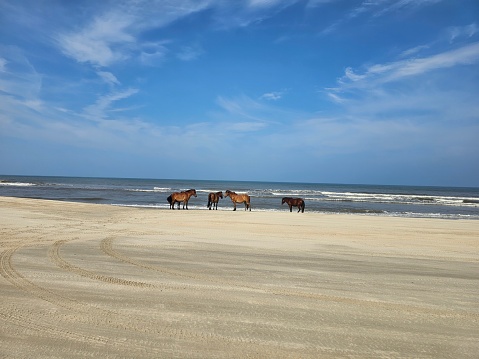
[289,204,293,212]
[233,202,236,211]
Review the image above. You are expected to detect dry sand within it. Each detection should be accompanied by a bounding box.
[1,196,478,358]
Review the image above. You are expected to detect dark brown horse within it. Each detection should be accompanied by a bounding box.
[167,189,197,210]
[225,190,251,211]
[207,191,223,210]
[282,197,305,213]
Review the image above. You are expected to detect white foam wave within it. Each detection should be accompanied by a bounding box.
[0,181,37,187]
[309,191,479,207]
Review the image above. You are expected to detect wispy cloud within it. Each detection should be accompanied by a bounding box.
[398,45,430,58]
[139,41,170,66]
[57,11,136,67]
[447,23,478,43]
[0,57,7,72]
[83,88,139,120]
[260,90,286,101]
[177,44,204,61]
[0,45,42,102]
[321,0,446,34]
[334,42,479,92]
[54,0,310,68]
[216,95,269,125]
[97,71,121,86]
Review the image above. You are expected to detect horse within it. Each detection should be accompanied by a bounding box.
[207,191,223,210]
[167,189,197,210]
[281,197,305,213]
[225,190,251,211]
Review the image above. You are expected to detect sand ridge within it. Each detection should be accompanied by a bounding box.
[1,197,478,358]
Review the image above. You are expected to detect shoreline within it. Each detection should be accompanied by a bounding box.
[1,196,478,358]
[3,194,479,220]
[2,176,478,220]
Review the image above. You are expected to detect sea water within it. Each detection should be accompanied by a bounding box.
[1,175,478,219]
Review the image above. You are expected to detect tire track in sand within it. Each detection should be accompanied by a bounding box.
[49,239,153,288]
[100,236,479,321]
[1,241,286,357]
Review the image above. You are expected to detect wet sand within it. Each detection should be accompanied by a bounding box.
[1,196,478,358]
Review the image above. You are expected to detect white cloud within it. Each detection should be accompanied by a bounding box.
[177,45,204,61]
[139,41,169,66]
[84,88,139,120]
[57,11,136,67]
[0,45,42,101]
[248,0,285,9]
[399,45,429,58]
[343,67,366,82]
[373,0,444,17]
[0,57,7,71]
[334,42,479,91]
[260,90,285,101]
[447,23,478,43]
[97,71,120,86]
[321,0,446,34]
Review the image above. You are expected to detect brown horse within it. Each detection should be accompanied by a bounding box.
[225,190,251,211]
[167,189,197,210]
[282,197,305,213]
[207,191,223,210]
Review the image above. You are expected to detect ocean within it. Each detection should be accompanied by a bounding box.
[1,175,478,220]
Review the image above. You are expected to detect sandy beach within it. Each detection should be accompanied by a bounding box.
[1,196,478,358]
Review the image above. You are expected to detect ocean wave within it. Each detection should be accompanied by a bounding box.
[153,187,173,192]
[0,181,37,187]
[303,191,479,208]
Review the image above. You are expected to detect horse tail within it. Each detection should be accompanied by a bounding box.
[167,195,172,205]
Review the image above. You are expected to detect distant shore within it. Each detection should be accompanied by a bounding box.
[1,196,478,358]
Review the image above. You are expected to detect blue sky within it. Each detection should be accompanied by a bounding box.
[1,0,478,186]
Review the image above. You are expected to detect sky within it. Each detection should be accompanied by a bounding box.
[1,0,478,186]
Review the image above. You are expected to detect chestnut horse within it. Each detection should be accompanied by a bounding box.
[167,189,197,210]
[281,197,305,213]
[225,190,251,211]
[207,191,223,210]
